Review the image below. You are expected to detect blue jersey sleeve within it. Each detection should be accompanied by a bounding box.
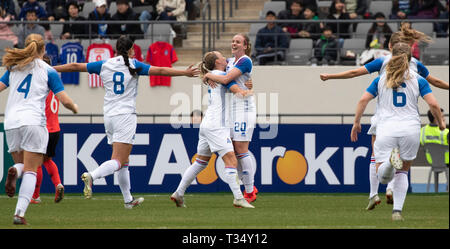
[86,61,104,75]
[364,57,384,74]
[416,61,430,78]
[133,59,151,76]
[47,68,65,94]
[366,76,380,97]
[417,75,432,97]
[0,70,10,87]
[224,80,238,89]
[234,57,252,74]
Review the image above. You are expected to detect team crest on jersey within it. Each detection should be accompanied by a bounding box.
[164,50,168,56]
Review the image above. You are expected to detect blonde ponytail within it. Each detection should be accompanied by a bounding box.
[2,34,45,71]
[385,42,411,89]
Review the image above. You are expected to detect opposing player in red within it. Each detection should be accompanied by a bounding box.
[30,55,64,204]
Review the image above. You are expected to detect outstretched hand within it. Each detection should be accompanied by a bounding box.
[185,64,200,77]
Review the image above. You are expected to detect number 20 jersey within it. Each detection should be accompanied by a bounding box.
[86,56,151,117]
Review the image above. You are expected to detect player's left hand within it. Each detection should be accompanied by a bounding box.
[245,78,253,89]
[202,73,217,88]
[185,64,200,77]
[350,123,361,142]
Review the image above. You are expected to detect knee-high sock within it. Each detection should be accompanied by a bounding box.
[15,171,37,217]
[32,166,43,199]
[13,163,24,178]
[175,158,208,196]
[377,161,395,184]
[393,170,409,212]
[224,167,244,200]
[90,159,121,181]
[117,164,133,203]
[237,153,254,194]
[386,177,395,192]
[369,156,379,198]
[43,160,61,187]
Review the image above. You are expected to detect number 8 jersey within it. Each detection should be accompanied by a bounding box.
[0,59,65,130]
[366,70,432,137]
[86,56,151,117]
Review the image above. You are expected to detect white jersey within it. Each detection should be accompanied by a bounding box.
[226,55,256,113]
[366,70,432,137]
[0,59,65,130]
[86,56,151,117]
[200,70,235,129]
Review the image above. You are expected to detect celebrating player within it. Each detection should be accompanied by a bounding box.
[53,35,199,209]
[171,51,254,209]
[202,33,258,203]
[1,34,78,225]
[319,25,449,210]
[350,42,446,221]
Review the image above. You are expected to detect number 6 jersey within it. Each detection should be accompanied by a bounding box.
[0,59,65,130]
[86,56,151,117]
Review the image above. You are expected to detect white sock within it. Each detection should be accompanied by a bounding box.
[369,156,379,198]
[90,159,121,181]
[13,163,24,178]
[117,164,133,203]
[377,161,395,184]
[14,171,36,217]
[175,158,208,196]
[224,167,244,200]
[237,153,255,194]
[393,170,409,212]
[386,177,395,192]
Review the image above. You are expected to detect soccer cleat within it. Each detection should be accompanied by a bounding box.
[81,172,93,199]
[30,197,41,204]
[233,198,255,208]
[5,167,18,197]
[386,189,393,205]
[13,215,27,225]
[124,197,144,209]
[366,194,381,210]
[55,184,64,203]
[170,192,186,208]
[392,211,404,221]
[243,189,257,203]
[390,148,403,170]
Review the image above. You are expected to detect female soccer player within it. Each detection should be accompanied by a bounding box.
[202,33,258,203]
[53,35,199,209]
[320,25,449,210]
[350,42,446,221]
[171,51,254,208]
[1,34,78,225]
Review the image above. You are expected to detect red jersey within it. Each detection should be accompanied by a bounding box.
[45,91,60,133]
[145,41,178,87]
[86,43,114,87]
[133,43,144,62]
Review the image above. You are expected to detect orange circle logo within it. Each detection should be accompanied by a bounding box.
[191,154,218,185]
[276,150,308,185]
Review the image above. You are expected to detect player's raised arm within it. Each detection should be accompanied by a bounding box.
[149,64,199,77]
[426,75,449,90]
[320,66,369,81]
[53,63,88,72]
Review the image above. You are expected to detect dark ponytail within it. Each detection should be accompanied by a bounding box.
[117,35,138,76]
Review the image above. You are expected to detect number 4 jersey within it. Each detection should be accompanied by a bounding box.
[86,56,151,117]
[0,59,65,130]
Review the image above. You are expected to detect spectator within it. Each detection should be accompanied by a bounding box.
[311,26,338,66]
[156,0,187,21]
[365,12,393,49]
[0,0,17,20]
[255,10,290,65]
[109,0,143,40]
[0,5,18,46]
[326,0,352,39]
[436,0,448,37]
[391,0,413,19]
[278,0,304,39]
[18,0,47,20]
[420,108,449,167]
[409,0,442,19]
[345,0,368,19]
[46,0,68,21]
[88,0,111,38]
[298,5,321,40]
[60,1,87,39]
[134,0,158,33]
[17,9,45,48]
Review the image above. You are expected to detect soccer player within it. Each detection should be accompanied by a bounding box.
[171,51,254,209]
[1,34,78,225]
[319,25,449,210]
[202,33,258,203]
[350,42,446,221]
[53,35,199,209]
[31,55,65,204]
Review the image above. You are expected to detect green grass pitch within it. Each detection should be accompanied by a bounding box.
[0,193,448,229]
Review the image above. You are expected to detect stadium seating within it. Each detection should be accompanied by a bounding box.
[339,38,366,65]
[368,0,392,17]
[411,22,435,37]
[421,37,449,65]
[50,24,64,39]
[81,1,96,18]
[286,39,314,65]
[248,23,266,55]
[144,23,174,44]
[259,1,286,19]
[353,23,372,39]
[0,40,14,59]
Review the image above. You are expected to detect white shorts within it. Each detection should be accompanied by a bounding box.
[104,114,137,145]
[6,125,49,154]
[197,128,234,158]
[374,133,420,163]
[367,115,377,135]
[230,111,256,142]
